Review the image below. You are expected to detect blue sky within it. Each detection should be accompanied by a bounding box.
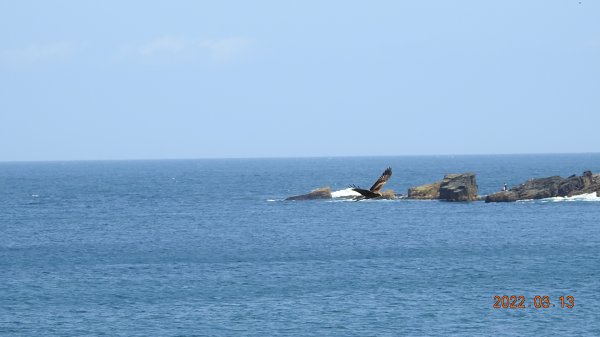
[0,0,598,161]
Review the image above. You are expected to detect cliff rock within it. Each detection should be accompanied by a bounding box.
[485,171,600,202]
[439,173,479,201]
[408,173,478,201]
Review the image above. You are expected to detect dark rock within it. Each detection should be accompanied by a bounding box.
[408,173,478,201]
[485,171,600,202]
[515,176,563,200]
[558,170,596,196]
[484,191,518,203]
[285,187,332,201]
[439,173,479,201]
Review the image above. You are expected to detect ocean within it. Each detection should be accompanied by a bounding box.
[1,154,599,336]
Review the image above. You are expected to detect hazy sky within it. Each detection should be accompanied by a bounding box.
[1,0,598,161]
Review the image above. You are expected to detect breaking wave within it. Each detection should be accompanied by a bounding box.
[539,192,600,203]
[331,188,362,199]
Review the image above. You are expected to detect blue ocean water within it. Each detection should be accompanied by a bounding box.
[1,154,599,336]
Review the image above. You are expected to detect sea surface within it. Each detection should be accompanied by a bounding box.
[1,154,600,336]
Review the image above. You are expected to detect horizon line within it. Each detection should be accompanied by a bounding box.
[1,151,600,164]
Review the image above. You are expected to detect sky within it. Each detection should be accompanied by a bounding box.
[0,0,598,161]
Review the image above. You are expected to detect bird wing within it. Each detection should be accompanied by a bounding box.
[369,167,392,192]
[351,186,380,199]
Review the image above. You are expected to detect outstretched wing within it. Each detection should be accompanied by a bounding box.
[350,185,380,199]
[369,167,392,192]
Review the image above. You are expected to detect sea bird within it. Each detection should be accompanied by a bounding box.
[350,167,393,199]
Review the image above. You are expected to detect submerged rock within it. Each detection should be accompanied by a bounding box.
[408,173,478,201]
[285,187,332,201]
[485,171,600,203]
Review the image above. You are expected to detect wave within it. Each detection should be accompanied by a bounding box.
[331,188,362,199]
[542,192,600,202]
[539,192,600,203]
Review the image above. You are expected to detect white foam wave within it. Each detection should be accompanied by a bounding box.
[331,188,362,198]
[541,192,600,202]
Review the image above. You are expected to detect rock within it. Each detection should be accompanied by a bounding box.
[407,173,478,201]
[285,187,332,201]
[514,176,563,200]
[379,189,397,200]
[558,170,596,196]
[407,182,441,199]
[485,171,600,202]
[439,173,479,201]
[484,191,518,203]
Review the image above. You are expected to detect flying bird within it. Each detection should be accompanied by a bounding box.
[351,167,393,199]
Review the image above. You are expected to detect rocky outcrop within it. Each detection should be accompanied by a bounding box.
[407,182,441,199]
[485,171,600,203]
[484,191,519,203]
[285,187,332,201]
[408,173,478,201]
[439,173,479,201]
[559,171,598,196]
[379,190,397,200]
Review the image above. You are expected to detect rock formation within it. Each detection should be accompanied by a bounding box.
[485,171,600,203]
[378,189,397,200]
[408,173,478,201]
[439,173,479,201]
[407,182,441,199]
[285,187,332,201]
